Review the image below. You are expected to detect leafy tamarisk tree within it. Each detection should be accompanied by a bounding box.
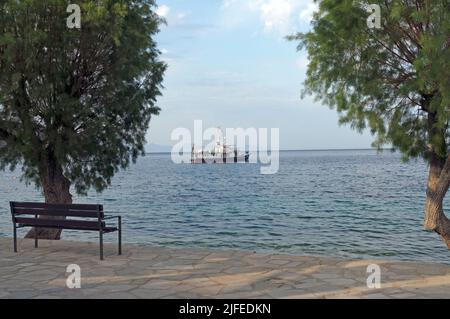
[0,0,166,239]
[289,0,450,246]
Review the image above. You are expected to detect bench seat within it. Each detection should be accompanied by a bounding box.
[15,217,118,232]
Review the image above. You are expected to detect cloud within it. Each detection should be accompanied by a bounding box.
[222,0,237,9]
[156,4,189,27]
[249,0,293,33]
[156,4,170,18]
[223,0,318,35]
[299,2,318,23]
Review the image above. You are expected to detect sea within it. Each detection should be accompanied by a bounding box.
[1,149,450,264]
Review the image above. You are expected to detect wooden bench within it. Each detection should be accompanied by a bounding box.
[10,202,121,260]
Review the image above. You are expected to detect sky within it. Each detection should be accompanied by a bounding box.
[148,0,374,150]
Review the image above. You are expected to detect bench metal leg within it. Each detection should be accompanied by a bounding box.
[99,231,104,260]
[118,216,122,255]
[34,219,38,248]
[13,223,17,253]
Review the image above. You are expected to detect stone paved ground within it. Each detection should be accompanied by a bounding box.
[1,237,450,299]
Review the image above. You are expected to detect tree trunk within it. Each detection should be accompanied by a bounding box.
[424,153,450,247]
[24,151,72,240]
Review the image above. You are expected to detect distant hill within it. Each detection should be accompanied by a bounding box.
[145,143,172,153]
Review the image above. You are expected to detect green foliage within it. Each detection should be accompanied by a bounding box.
[0,0,166,194]
[289,0,450,161]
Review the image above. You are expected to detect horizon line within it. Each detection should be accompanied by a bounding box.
[145,147,395,154]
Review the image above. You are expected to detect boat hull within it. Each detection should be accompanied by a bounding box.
[191,154,249,164]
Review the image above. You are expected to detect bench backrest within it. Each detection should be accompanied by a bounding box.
[10,202,104,219]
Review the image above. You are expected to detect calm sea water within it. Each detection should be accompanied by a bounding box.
[1,149,450,263]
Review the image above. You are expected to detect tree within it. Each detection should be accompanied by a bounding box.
[0,0,166,239]
[289,0,450,246]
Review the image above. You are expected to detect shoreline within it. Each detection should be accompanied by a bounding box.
[105,239,450,266]
[1,237,450,299]
[7,232,446,266]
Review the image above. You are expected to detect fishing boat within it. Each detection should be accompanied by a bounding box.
[191,138,249,164]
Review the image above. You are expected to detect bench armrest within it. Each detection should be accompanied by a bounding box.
[103,215,121,220]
